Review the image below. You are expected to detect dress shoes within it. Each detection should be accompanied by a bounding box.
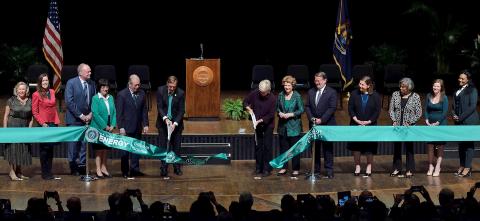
[262,171,271,177]
[161,168,169,177]
[322,174,334,179]
[174,168,183,176]
[130,171,145,177]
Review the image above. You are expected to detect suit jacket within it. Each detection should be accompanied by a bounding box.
[155,85,185,130]
[65,76,96,125]
[389,91,422,125]
[32,89,60,125]
[348,89,381,125]
[116,87,148,134]
[453,84,479,125]
[305,86,337,126]
[276,90,304,137]
[91,93,117,130]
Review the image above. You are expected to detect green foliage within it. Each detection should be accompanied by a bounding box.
[369,43,406,73]
[222,98,248,121]
[0,44,41,81]
[405,2,466,74]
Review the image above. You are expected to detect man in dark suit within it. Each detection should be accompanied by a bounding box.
[65,63,96,175]
[116,74,149,178]
[156,76,185,177]
[305,72,337,178]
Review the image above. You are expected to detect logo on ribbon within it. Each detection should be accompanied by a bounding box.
[85,128,99,142]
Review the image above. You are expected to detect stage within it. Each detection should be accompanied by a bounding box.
[0,90,479,212]
[0,156,479,212]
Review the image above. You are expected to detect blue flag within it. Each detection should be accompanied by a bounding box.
[333,0,352,90]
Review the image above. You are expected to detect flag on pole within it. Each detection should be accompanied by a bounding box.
[333,0,352,90]
[43,0,63,93]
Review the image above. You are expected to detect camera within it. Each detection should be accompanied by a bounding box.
[44,191,58,199]
[0,199,12,212]
[126,189,139,197]
[337,191,351,207]
[410,185,423,192]
[163,203,171,212]
[364,196,375,203]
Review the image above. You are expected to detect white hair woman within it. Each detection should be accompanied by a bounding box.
[244,79,276,177]
[389,77,422,178]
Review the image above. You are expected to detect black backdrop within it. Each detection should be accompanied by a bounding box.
[0,0,478,93]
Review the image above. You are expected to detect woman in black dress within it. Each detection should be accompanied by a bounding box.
[347,76,381,177]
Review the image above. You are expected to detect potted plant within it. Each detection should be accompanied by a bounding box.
[405,2,465,75]
[369,43,406,75]
[222,98,248,120]
[0,44,40,92]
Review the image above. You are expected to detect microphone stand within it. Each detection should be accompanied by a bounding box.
[81,123,96,182]
[305,122,320,182]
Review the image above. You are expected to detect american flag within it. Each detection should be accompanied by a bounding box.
[42,0,63,93]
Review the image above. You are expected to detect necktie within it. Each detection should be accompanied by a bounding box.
[167,94,173,119]
[315,89,322,106]
[83,81,89,105]
[132,93,138,107]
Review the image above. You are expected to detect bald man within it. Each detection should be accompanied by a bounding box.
[116,74,149,178]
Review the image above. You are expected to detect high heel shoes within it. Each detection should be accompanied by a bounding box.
[454,168,464,176]
[427,164,434,176]
[9,175,23,181]
[458,168,472,177]
[277,169,287,176]
[390,170,401,177]
[354,165,361,176]
[405,171,413,178]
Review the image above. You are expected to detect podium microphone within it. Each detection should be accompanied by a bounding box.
[200,43,204,59]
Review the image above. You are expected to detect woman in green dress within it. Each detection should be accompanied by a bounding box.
[424,79,448,177]
[276,75,304,177]
[3,82,33,181]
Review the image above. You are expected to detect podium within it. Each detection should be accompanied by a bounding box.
[185,58,220,120]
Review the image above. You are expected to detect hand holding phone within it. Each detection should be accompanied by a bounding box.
[337,191,351,206]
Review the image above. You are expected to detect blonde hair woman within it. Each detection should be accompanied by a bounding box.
[3,82,33,181]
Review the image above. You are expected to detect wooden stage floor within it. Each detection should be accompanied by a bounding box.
[0,156,479,212]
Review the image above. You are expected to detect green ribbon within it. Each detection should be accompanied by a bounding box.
[0,126,86,143]
[0,126,228,165]
[85,127,228,164]
[270,125,480,168]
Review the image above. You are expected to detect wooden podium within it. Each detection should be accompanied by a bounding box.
[185,58,220,120]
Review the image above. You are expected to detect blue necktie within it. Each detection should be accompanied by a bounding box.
[132,93,138,107]
[83,81,89,105]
